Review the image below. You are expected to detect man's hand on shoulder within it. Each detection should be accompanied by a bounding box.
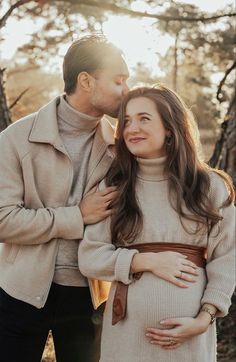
[79,186,117,225]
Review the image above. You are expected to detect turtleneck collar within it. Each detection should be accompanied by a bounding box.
[57,94,100,133]
[137,156,168,181]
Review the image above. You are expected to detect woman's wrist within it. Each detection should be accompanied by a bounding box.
[130,252,153,273]
[199,304,217,324]
[195,311,212,329]
[195,304,217,330]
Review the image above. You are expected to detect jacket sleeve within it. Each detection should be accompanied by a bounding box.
[79,185,138,285]
[0,132,84,245]
[201,173,236,317]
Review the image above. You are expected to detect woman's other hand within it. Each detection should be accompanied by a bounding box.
[146,312,212,349]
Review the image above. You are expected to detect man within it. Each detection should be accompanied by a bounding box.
[0,35,129,362]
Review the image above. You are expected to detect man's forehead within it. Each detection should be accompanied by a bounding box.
[101,54,129,78]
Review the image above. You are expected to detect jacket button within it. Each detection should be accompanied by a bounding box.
[36,296,41,301]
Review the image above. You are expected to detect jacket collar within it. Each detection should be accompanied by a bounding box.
[28,97,61,148]
[28,96,115,151]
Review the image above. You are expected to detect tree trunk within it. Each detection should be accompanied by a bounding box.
[0,68,12,132]
[209,92,236,361]
[173,32,179,92]
[209,92,236,185]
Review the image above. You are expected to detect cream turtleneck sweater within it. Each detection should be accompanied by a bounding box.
[53,95,100,287]
[136,156,168,181]
[79,156,235,362]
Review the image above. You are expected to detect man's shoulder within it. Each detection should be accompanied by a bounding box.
[0,112,37,147]
[2,96,60,141]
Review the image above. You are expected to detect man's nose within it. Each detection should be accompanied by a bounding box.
[122,82,129,96]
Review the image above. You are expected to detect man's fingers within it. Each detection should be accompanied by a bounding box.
[100,186,117,196]
[103,191,118,203]
[100,209,113,219]
[84,185,97,196]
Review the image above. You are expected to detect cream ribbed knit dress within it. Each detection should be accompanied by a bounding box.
[79,157,235,362]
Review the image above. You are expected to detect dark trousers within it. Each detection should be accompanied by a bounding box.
[0,283,103,362]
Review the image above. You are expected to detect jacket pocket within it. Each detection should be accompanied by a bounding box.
[6,244,20,263]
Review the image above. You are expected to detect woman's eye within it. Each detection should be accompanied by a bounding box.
[140,117,150,122]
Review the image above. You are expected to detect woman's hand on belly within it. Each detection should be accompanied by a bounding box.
[145,315,211,349]
[131,251,199,288]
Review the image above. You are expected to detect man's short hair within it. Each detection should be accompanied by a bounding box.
[63,34,122,94]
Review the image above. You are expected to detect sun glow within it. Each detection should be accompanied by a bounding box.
[0,0,233,74]
[102,15,173,76]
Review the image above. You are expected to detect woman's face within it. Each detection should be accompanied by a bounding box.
[123,97,168,159]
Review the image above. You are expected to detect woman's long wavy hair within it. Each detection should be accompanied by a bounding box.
[106,85,235,246]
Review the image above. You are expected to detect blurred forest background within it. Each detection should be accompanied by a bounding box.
[0,1,235,361]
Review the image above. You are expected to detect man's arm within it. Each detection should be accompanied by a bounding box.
[0,132,115,245]
[0,132,85,245]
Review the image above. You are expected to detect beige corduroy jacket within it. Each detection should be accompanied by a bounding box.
[0,96,113,308]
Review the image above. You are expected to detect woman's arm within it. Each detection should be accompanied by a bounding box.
[146,173,235,348]
[78,214,139,284]
[79,218,199,287]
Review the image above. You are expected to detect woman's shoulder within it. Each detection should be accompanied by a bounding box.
[208,170,232,208]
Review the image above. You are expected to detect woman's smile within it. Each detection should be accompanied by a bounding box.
[128,137,146,143]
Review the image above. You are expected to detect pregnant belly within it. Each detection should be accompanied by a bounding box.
[124,268,207,327]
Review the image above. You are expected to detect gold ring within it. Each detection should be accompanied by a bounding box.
[170,340,175,345]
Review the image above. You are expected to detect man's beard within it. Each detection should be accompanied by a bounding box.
[103,100,121,118]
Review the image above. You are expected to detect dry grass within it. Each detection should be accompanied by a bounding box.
[41,332,56,362]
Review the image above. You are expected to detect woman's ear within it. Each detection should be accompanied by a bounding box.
[77,72,95,92]
[165,129,171,138]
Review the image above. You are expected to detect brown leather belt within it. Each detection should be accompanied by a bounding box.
[112,242,206,325]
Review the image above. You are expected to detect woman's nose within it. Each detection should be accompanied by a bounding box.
[128,120,140,132]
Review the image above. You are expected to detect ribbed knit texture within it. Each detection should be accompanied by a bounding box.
[79,156,235,362]
[53,95,100,286]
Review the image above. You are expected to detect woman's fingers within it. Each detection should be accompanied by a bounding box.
[146,335,178,343]
[181,265,199,276]
[161,342,181,349]
[146,331,182,348]
[146,327,178,335]
[182,259,198,269]
[177,272,197,283]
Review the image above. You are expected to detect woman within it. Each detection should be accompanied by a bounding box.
[79,85,235,362]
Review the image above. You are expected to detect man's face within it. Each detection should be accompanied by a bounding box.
[90,55,129,118]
